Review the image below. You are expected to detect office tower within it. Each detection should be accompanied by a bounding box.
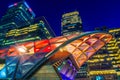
[0,1,35,48]
[0,1,35,28]
[0,1,58,80]
[61,11,82,35]
[61,11,88,80]
[87,49,117,80]
[0,17,55,47]
[108,28,120,80]
[0,1,36,70]
[87,27,119,80]
[0,1,35,70]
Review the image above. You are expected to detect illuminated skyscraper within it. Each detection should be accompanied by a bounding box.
[0,17,55,47]
[0,1,57,80]
[0,1,36,48]
[61,11,82,35]
[108,28,120,80]
[61,11,88,80]
[0,1,36,78]
[87,27,120,80]
[0,1,35,28]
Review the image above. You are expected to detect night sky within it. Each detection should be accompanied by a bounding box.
[0,0,120,36]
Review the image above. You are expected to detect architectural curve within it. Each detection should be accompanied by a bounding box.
[0,31,112,80]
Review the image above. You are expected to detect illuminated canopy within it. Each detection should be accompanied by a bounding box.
[0,31,112,80]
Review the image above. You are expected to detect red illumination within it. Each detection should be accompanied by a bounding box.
[42,46,51,53]
[0,49,6,54]
[35,40,49,49]
[34,48,40,53]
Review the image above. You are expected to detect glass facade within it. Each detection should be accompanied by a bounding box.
[109,28,120,79]
[0,1,56,80]
[1,1,35,28]
[0,31,112,80]
[87,28,120,80]
[0,1,35,48]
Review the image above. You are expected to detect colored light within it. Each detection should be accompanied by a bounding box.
[8,4,14,8]
[24,1,30,8]
[17,46,27,53]
[8,2,17,8]
[28,8,32,12]
[23,1,36,17]
[96,76,104,80]
[0,68,6,78]
[14,3,18,6]
[58,67,61,71]
[42,46,51,53]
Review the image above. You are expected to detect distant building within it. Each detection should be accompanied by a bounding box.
[61,11,82,35]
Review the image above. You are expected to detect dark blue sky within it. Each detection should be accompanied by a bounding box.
[0,0,120,36]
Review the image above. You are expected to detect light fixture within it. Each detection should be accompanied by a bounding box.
[17,46,27,53]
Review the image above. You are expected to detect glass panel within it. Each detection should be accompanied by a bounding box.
[79,43,90,51]
[86,38,98,45]
[80,36,89,41]
[71,39,82,47]
[84,47,95,58]
[56,38,67,43]
[65,44,76,53]
[91,33,104,39]
[77,54,87,67]
[101,34,112,43]
[92,40,104,51]
[72,49,82,59]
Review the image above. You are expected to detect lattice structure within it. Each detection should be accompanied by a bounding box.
[0,31,112,80]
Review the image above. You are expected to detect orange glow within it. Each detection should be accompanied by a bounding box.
[0,32,112,70]
[50,51,70,62]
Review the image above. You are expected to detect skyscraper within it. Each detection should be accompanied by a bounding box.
[0,1,35,28]
[87,27,120,80]
[0,17,55,48]
[0,1,36,48]
[61,11,82,35]
[108,28,120,80]
[0,1,57,80]
[61,11,88,80]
